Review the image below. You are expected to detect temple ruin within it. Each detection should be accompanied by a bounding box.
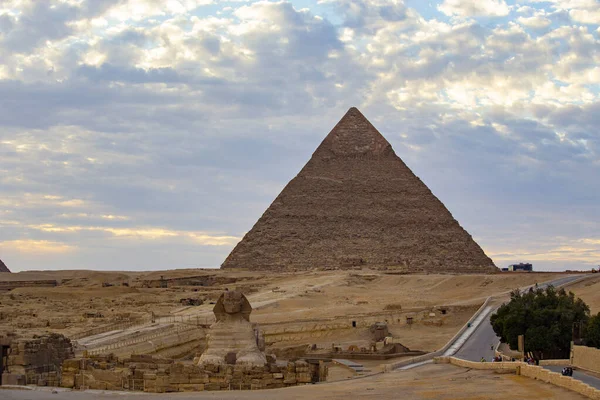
[222,107,497,273]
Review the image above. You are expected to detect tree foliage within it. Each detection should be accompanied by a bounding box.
[490,286,590,359]
[586,313,600,349]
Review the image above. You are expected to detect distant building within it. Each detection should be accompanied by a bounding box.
[504,263,533,272]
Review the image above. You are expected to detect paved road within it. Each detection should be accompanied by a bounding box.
[453,309,497,361]
[454,275,587,362]
[544,365,600,390]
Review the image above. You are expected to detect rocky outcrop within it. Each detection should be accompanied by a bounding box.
[0,259,10,273]
[222,107,497,273]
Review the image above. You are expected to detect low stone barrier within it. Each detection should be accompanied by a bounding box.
[434,357,600,400]
[520,364,600,400]
[434,356,518,372]
[71,320,143,340]
[85,324,203,357]
[572,345,600,375]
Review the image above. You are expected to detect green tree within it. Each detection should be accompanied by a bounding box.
[586,313,600,349]
[491,286,590,360]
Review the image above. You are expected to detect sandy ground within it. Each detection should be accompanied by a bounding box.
[566,275,600,314]
[0,270,588,355]
[0,364,586,400]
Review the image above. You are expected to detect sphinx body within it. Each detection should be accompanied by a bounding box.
[198,290,267,367]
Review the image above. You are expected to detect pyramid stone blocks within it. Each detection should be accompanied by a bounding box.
[222,108,496,273]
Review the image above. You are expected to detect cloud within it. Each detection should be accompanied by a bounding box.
[526,0,600,24]
[0,0,598,271]
[0,240,75,254]
[517,15,552,29]
[438,0,510,17]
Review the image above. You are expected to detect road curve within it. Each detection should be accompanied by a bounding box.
[454,274,587,362]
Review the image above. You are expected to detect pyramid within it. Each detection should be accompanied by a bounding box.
[222,107,497,273]
[0,258,10,273]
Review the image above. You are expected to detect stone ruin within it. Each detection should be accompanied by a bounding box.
[1,333,74,386]
[0,290,327,392]
[59,354,325,392]
[222,107,497,273]
[198,289,266,367]
[56,289,327,392]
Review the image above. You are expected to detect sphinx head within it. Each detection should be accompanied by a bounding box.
[214,290,252,321]
[222,290,244,314]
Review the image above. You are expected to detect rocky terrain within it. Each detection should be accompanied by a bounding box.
[1,269,589,360]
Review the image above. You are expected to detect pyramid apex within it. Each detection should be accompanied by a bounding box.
[314,108,393,158]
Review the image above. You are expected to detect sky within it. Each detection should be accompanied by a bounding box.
[0,0,599,272]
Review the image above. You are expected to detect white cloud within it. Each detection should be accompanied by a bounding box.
[438,0,510,17]
[526,0,600,24]
[517,15,552,28]
[569,8,600,24]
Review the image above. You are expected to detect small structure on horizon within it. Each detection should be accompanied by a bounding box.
[502,263,533,272]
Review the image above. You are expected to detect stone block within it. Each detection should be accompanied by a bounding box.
[63,359,81,371]
[8,354,26,365]
[164,385,179,392]
[204,382,222,391]
[272,373,284,379]
[2,373,25,385]
[284,373,297,384]
[60,373,75,388]
[204,363,219,373]
[143,381,157,393]
[269,364,281,373]
[169,373,189,384]
[155,375,169,387]
[297,372,312,383]
[209,375,226,383]
[189,374,209,384]
[178,383,205,392]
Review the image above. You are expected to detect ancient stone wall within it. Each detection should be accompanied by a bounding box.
[140,275,238,288]
[0,280,57,291]
[2,334,74,386]
[571,345,600,375]
[260,307,458,345]
[60,354,326,392]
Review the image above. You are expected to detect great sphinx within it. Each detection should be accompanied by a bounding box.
[198,290,267,366]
